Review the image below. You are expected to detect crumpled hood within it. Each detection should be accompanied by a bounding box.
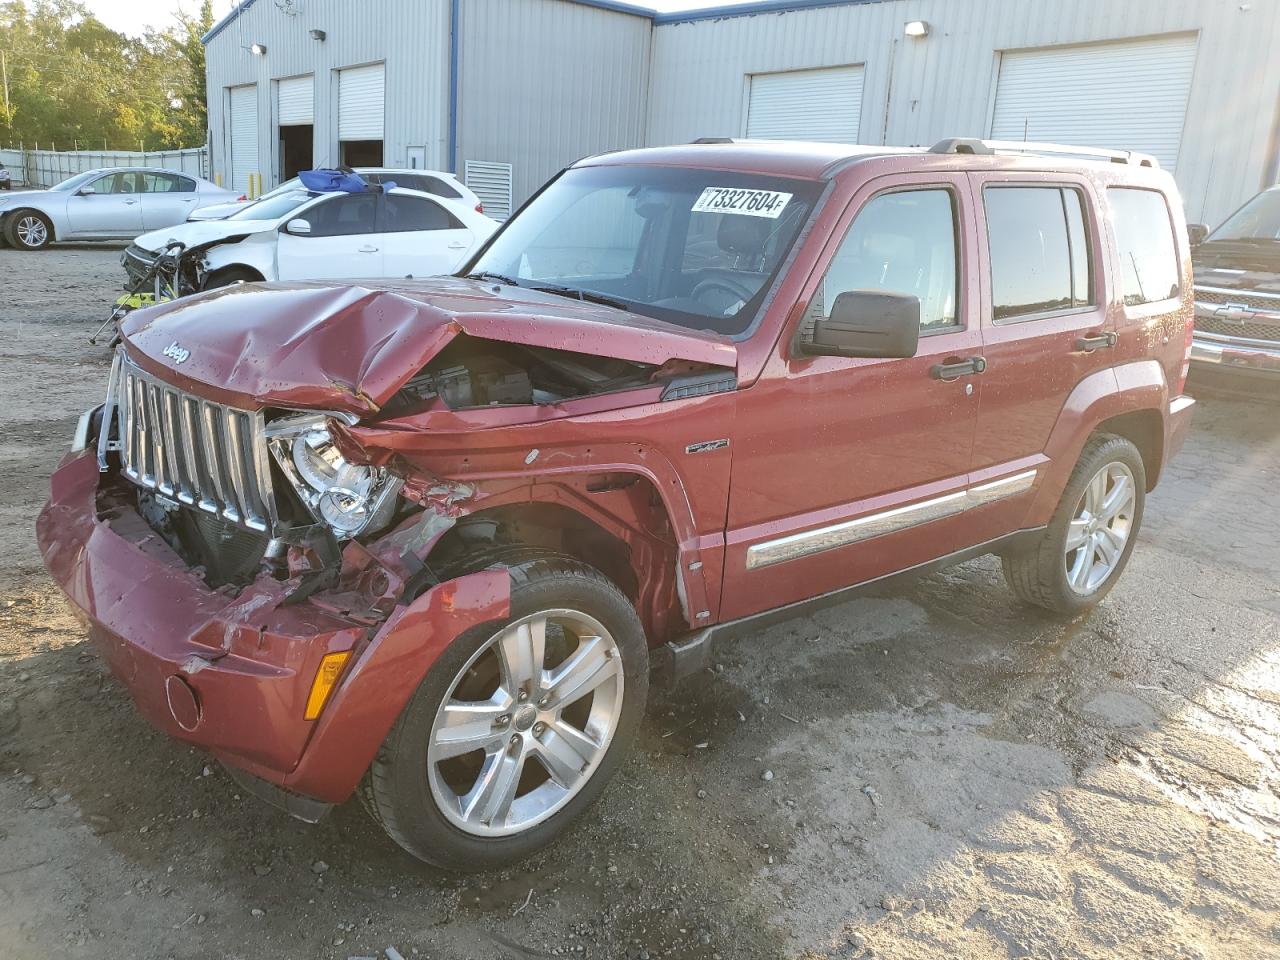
[120,277,738,416]
[134,217,275,253]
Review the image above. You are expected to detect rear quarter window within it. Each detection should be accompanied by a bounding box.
[1108,187,1180,306]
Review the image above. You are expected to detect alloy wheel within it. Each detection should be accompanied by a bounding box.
[16,215,47,248]
[1064,461,1136,595]
[426,608,624,837]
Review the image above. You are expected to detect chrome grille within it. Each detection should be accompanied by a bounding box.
[1193,287,1280,311]
[122,244,156,287]
[108,352,276,531]
[1194,316,1280,343]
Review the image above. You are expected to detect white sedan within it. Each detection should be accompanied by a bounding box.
[0,167,240,250]
[123,185,498,290]
[187,167,483,221]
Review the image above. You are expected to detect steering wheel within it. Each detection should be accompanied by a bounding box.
[691,276,756,314]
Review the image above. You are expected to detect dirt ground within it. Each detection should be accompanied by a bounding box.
[1,245,1278,960]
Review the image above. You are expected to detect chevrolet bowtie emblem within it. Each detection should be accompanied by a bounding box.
[1214,303,1255,323]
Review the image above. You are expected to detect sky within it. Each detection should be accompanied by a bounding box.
[81,0,733,38]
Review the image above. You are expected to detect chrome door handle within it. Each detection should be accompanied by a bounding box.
[447,241,467,249]
[123,198,139,205]
[358,245,379,253]
[1075,331,1118,352]
[929,356,986,380]
[181,198,196,203]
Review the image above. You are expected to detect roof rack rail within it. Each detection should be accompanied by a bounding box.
[929,137,1159,168]
[692,137,736,144]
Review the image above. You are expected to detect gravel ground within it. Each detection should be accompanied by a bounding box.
[1,245,1278,960]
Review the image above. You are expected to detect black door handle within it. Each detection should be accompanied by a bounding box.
[929,356,987,380]
[1074,331,1118,352]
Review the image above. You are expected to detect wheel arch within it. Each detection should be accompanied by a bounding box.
[1093,408,1164,491]
[1028,361,1169,525]
[424,476,690,644]
[4,206,56,242]
[204,262,266,287]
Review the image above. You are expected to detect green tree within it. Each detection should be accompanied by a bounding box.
[0,0,211,150]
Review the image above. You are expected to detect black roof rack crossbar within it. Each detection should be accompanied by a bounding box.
[929,137,1158,168]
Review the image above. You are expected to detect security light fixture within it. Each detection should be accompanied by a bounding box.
[250,43,268,55]
[309,29,326,41]
[904,20,930,38]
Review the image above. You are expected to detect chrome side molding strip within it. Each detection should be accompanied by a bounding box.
[745,469,1038,570]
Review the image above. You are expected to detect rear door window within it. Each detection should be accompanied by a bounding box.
[380,193,463,232]
[142,173,196,193]
[1108,187,1180,305]
[984,186,1093,321]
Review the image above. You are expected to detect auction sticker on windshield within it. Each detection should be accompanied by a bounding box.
[691,187,793,219]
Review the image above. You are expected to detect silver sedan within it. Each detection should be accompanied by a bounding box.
[0,167,241,250]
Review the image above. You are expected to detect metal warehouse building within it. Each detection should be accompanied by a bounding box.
[204,0,1280,224]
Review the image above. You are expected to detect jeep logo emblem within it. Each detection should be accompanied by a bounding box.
[162,341,190,364]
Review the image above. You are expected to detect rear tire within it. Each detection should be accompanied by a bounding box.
[361,557,648,871]
[1002,434,1146,615]
[4,210,52,250]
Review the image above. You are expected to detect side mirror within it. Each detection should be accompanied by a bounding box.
[802,289,921,359]
[76,186,97,196]
[1187,223,1209,247]
[284,218,312,236]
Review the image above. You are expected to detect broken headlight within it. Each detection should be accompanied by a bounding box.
[266,413,401,539]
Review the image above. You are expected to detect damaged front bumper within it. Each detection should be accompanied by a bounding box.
[37,451,510,810]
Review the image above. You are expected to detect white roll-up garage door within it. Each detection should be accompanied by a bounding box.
[228,84,258,193]
[277,76,314,126]
[991,34,1198,171]
[338,64,385,141]
[746,65,864,143]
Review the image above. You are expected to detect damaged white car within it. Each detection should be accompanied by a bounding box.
[122,184,498,291]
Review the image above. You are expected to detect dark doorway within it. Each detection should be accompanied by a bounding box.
[341,140,384,167]
[279,124,313,180]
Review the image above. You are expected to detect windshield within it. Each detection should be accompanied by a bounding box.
[259,177,302,200]
[1210,188,1280,242]
[226,190,314,221]
[50,170,102,192]
[468,165,823,336]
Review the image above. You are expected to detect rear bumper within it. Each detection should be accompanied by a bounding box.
[1190,333,1280,378]
[37,451,509,804]
[1165,394,1195,465]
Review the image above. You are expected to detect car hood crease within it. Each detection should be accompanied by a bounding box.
[119,277,738,416]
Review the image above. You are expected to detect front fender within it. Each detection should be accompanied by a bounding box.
[269,567,511,803]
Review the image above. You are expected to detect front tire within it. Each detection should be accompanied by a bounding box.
[5,210,52,249]
[203,266,262,290]
[1002,434,1145,614]
[361,557,648,871]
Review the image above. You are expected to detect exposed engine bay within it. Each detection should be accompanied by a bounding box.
[386,335,663,413]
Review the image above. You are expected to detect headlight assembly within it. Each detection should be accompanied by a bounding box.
[266,413,401,539]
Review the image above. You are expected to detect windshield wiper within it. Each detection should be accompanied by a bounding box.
[528,282,632,312]
[465,271,522,286]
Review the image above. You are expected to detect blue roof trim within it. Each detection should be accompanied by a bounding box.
[202,0,258,45]
[202,0,655,43]
[652,0,883,25]
[201,0,888,44]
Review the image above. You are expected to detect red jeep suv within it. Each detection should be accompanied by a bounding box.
[39,137,1195,869]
